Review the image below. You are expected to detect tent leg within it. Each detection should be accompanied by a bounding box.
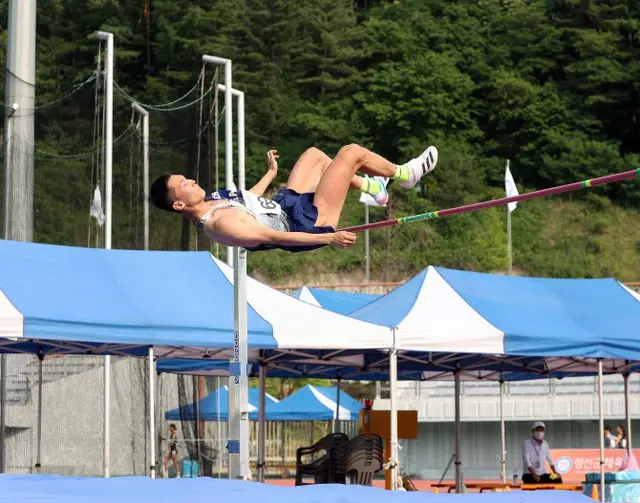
[104,355,110,478]
[454,370,463,493]
[258,363,266,483]
[624,372,632,451]
[148,347,156,478]
[0,354,6,473]
[335,377,342,433]
[500,379,506,484]
[216,376,222,478]
[598,360,605,502]
[35,352,43,473]
[389,348,398,491]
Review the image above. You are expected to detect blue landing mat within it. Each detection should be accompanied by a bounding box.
[0,475,594,503]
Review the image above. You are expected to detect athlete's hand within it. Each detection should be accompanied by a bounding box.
[328,231,356,249]
[266,149,279,176]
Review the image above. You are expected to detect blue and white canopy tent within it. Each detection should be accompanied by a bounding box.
[0,240,392,358]
[266,384,362,422]
[348,265,640,491]
[158,265,640,488]
[164,385,278,422]
[0,239,393,479]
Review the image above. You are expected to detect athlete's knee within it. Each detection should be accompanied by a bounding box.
[303,146,330,163]
[338,143,365,163]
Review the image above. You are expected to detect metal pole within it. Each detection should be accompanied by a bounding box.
[258,364,266,483]
[0,353,5,473]
[35,354,43,472]
[365,205,370,282]
[97,30,114,479]
[216,84,245,194]
[0,103,18,474]
[3,0,36,242]
[148,347,156,478]
[598,360,605,502]
[624,373,632,451]
[237,91,245,192]
[194,375,201,464]
[500,380,506,483]
[2,103,18,237]
[507,160,512,275]
[132,103,149,250]
[97,31,114,250]
[103,353,110,478]
[454,371,462,493]
[234,246,249,479]
[216,376,222,478]
[202,55,233,266]
[389,348,398,491]
[2,0,36,464]
[507,212,512,276]
[335,378,342,433]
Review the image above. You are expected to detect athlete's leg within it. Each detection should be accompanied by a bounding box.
[285,146,372,193]
[313,144,397,227]
[285,147,333,193]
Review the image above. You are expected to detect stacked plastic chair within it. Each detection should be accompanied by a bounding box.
[294,432,349,486]
[343,433,384,486]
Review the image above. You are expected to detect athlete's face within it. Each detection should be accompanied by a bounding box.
[167,175,206,212]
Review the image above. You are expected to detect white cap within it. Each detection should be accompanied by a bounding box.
[532,421,546,430]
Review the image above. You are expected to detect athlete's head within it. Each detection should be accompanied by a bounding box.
[150,174,206,213]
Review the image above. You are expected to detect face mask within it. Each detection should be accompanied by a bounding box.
[533,431,545,440]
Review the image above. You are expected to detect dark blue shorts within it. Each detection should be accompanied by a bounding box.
[273,188,334,252]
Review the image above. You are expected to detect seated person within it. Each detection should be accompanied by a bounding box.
[522,421,563,484]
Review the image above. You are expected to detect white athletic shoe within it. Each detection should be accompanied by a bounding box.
[370,176,389,206]
[398,146,438,189]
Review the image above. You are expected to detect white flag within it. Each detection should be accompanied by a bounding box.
[504,163,518,213]
[90,186,105,227]
[359,177,389,207]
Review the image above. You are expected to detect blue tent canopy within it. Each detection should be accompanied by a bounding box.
[163,384,361,422]
[0,239,390,358]
[350,266,640,360]
[291,287,380,315]
[266,385,363,421]
[164,385,279,421]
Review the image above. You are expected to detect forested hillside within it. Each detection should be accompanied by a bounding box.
[2,0,639,282]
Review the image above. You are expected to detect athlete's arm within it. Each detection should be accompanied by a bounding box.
[210,215,356,249]
[248,149,278,196]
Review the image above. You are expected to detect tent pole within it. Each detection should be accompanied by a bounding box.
[35,351,43,473]
[500,379,506,484]
[258,363,266,483]
[389,348,398,491]
[216,376,222,477]
[335,377,342,433]
[598,360,605,502]
[624,372,632,451]
[148,347,156,478]
[454,370,462,493]
[0,353,5,473]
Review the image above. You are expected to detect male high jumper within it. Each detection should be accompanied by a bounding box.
[150,144,437,252]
